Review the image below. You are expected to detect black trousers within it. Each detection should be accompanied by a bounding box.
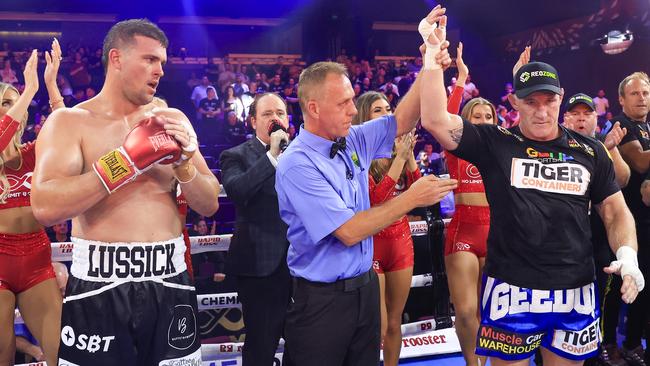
[624,224,650,350]
[601,275,623,345]
[284,270,381,366]
[236,262,292,366]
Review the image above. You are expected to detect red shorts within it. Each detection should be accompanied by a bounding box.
[444,205,490,258]
[372,228,414,274]
[0,230,55,293]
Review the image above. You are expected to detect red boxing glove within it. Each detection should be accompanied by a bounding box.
[0,114,21,152]
[93,116,182,193]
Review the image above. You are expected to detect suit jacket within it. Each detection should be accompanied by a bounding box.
[220,137,290,277]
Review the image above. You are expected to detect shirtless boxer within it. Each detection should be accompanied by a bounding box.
[31,19,220,366]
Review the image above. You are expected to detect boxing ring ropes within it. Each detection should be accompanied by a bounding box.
[15,205,461,365]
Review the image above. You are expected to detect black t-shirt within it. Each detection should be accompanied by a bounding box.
[270,83,284,94]
[199,98,220,122]
[615,113,650,224]
[224,122,247,145]
[451,119,619,289]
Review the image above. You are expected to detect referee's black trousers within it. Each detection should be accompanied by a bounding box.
[283,270,381,366]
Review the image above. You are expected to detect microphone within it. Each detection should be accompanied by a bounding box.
[268,121,289,152]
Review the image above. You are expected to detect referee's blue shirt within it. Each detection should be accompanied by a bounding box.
[275,115,397,282]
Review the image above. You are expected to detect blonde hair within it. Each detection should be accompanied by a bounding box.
[0,82,27,203]
[297,61,348,111]
[618,71,650,97]
[461,97,497,124]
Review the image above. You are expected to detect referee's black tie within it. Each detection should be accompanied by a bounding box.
[329,137,347,159]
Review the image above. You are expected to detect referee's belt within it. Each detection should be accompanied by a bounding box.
[294,270,373,292]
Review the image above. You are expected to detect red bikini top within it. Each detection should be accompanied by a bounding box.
[445,151,486,194]
[1,142,35,209]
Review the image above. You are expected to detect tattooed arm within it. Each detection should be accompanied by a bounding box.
[417,13,465,150]
[419,63,465,150]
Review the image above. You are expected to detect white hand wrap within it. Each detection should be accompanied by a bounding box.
[418,18,444,70]
[610,246,645,292]
[177,119,198,163]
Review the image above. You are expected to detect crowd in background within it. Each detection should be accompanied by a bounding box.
[0,40,620,234]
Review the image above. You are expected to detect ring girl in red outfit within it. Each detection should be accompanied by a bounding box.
[444,43,496,366]
[353,91,420,366]
[0,41,65,366]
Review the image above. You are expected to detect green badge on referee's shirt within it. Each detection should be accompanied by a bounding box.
[351,152,360,168]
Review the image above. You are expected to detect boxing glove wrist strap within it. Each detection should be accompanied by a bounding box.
[92,147,138,194]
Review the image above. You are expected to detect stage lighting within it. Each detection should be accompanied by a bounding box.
[598,30,634,55]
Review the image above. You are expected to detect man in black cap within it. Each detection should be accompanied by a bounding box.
[416,14,644,365]
[563,93,629,187]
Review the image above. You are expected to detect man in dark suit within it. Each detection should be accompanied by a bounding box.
[219,93,292,366]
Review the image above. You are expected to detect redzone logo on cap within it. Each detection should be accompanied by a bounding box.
[520,70,557,83]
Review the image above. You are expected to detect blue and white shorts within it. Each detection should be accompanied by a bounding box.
[476,275,600,361]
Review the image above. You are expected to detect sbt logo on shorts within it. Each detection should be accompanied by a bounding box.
[484,278,595,321]
[510,158,590,195]
[60,325,115,353]
[551,319,600,356]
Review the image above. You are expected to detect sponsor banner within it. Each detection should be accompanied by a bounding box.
[409,221,429,236]
[52,242,75,262]
[409,219,450,236]
[190,235,232,254]
[394,327,461,359]
[202,327,460,363]
[551,319,600,356]
[477,325,544,356]
[197,293,241,311]
[202,341,284,359]
[159,347,203,366]
[411,273,433,288]
[402,319,437,336]
[510,158,590,195]
[200,354,282,366]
